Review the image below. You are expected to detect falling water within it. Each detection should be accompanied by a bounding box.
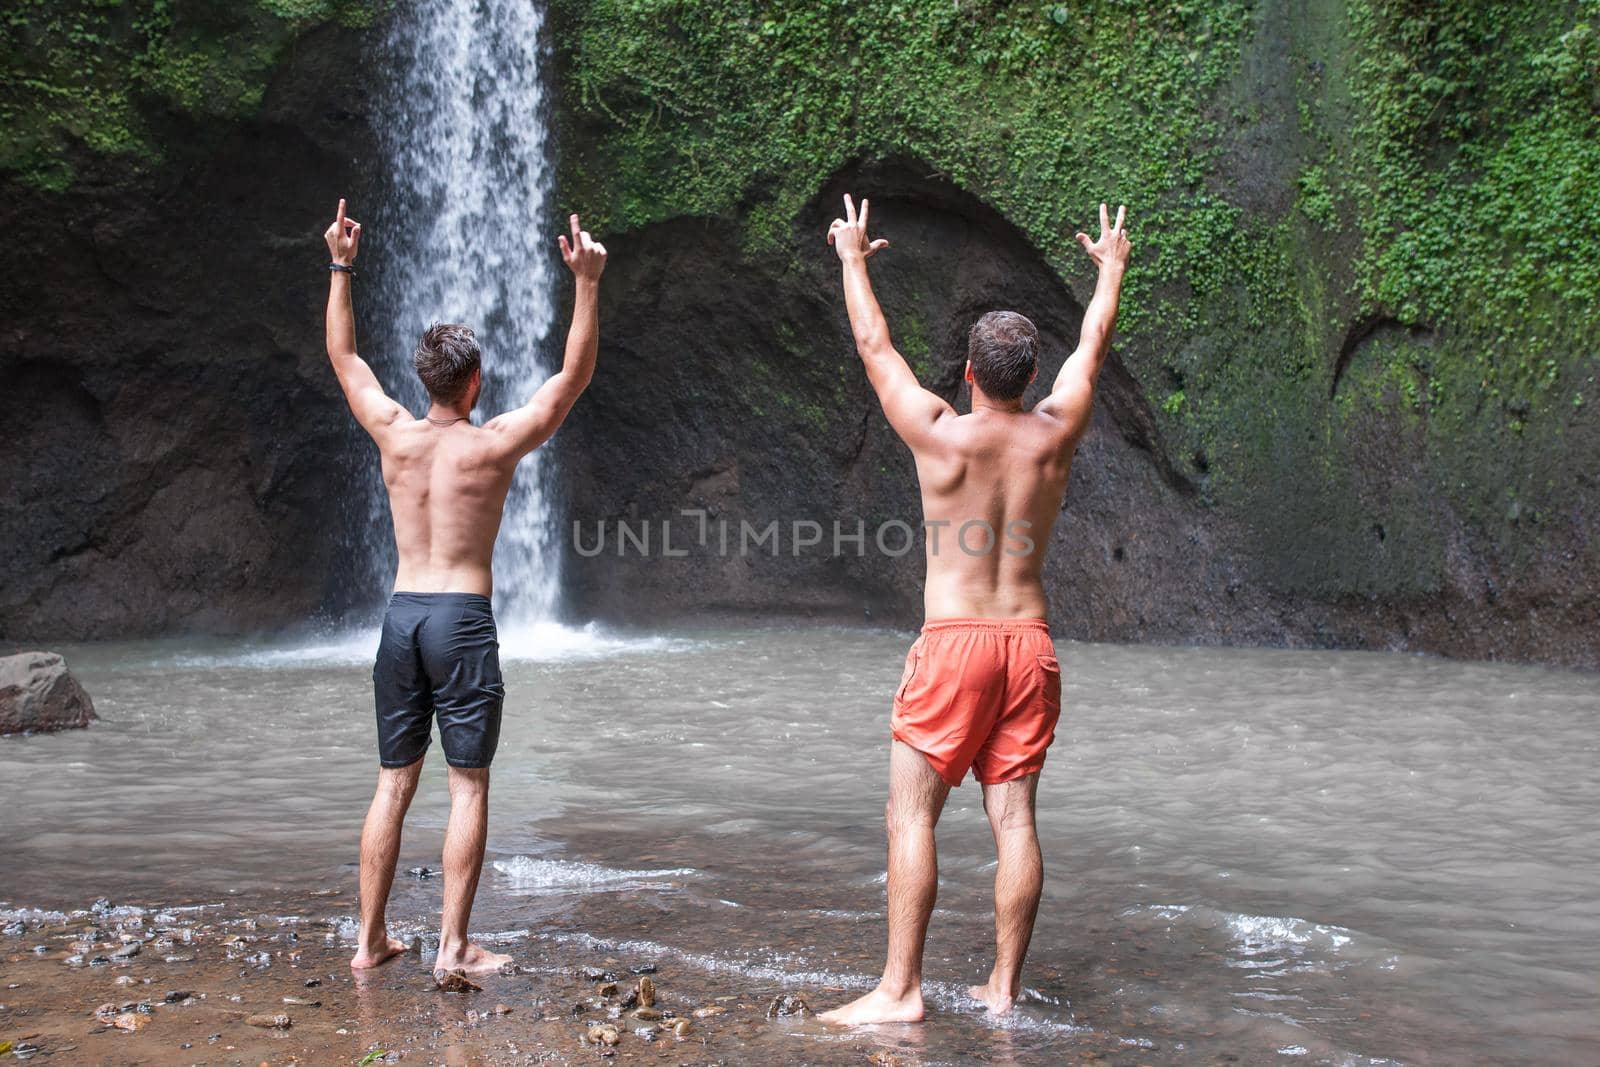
[366,0,559,621]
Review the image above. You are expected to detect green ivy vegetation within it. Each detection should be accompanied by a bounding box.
[0,0,382,191]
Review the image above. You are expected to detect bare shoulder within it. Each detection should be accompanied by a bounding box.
[1031,387,1092,444]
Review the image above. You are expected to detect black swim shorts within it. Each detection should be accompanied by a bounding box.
[372,592,505,769]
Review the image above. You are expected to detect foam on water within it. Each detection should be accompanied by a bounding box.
[158,621,686,669]
[491,856,698,892]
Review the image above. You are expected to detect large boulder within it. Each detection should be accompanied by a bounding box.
[0,652,97,735]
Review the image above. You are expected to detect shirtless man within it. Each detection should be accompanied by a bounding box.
[818,194,1130,1024]
[321,200,607,973]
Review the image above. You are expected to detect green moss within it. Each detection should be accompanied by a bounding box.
[0,0,385,189]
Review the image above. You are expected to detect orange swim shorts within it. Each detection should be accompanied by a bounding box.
[889,618,1061,787]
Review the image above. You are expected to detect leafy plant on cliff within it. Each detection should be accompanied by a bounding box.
[0,0,384,190]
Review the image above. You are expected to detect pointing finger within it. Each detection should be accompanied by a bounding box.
[336,198,346,228]
[1113,204,1126,232]
[1099,202,1109,235]
[844,193,856,224]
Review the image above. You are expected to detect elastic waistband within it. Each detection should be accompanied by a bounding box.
[921,617,1050,634]
[390,591,493,606]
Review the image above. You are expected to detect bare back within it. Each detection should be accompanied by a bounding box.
[912,408,1077,621]
[377,421,521,597]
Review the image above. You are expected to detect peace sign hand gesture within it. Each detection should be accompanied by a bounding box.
[1074,203,1131,273]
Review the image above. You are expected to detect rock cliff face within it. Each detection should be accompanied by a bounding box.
[2,3,1596,670]
[1,24,380,639]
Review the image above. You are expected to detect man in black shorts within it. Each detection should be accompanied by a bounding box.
[321,201,607,972]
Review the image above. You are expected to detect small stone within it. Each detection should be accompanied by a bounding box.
[115,975,136,985]
[112,1012,148,1032]
[618,989,639,1010]
[432,969,481,994]
[765,993,812,1019]
[633,1007,662,1022]
[597,981,618,997]
[671,1018,693,1037]
[304,978,322,988]
[586,1023,620,1046]
[110,941,140,960]
[630,963,658,975]
[491,1003,511,1015]
[164,991,193,1004]
[281,996,320,1007]
[635,1026,658,1042]
[245,1013,291,1029]
[636,976,656,1007]
[693,1005,727,1018]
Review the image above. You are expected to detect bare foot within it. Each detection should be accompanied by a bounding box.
[350,935,409,970]
[432,941,514,975]
[818,985,924,1026]
[967,982,1017,1015]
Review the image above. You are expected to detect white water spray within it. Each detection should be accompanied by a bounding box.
[369,0,559,621]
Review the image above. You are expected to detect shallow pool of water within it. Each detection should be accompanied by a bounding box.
[2,623,1595,1064]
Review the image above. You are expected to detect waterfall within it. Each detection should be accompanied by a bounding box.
[364,0,560,621]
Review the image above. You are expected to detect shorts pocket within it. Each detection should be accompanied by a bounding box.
[1036,654,1061,707]
[895,640,923,705]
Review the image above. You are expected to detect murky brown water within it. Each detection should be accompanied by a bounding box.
[3,623,1597,1064]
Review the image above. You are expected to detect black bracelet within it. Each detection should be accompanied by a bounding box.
[328,263,356,276]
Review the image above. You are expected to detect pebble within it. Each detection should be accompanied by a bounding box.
[586,1023,621,1046]
[281,996,320,1007]
[110,942,140,960]
[164,991,193,1003]
[635,1026,658,1042]
[597,981,618,997]
[633,1007,662,1021]
[581,966,617,982]
[432,969,482,994]
[671,1018,693,1037]
[245,1013,291,1029]
[630,963,658,975]
[636,976,656,1007]
[766,993,812,1018]
[112,1013,148,1032]
[693,1005,727,1018]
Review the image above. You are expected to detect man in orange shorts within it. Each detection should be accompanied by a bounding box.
[819,195,1131,1024]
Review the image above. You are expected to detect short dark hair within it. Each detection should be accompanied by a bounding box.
[967,311,1039,401]
[413,322,481,403]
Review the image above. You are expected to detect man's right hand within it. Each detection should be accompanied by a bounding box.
[1074,202,1131,273]
[559,214,607,282]
[826,194,890,264]
[324,198,361,265]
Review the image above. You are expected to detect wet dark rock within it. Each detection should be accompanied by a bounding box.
[618,989,639,1010]
[765,992,812,1018]
[0,653,97,735]
[245,1012,291,1029]
[630,963,659,975]
[304,978,321,987]
[431,969,481,994]
[163,990,193,1003]
[569,1000,590,1016]
[581,966,618,982]
[405,866,439,879]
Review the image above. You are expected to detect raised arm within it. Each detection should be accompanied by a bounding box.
[483,214,606,460]
[323,199,405,437]
[1038,202,1132,436]
[828,194,953,448]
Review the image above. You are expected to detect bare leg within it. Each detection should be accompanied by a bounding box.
[968,773,1042,1014]
[821,741,951,1026]
[352,761,423,969]
[431,766,512,974]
